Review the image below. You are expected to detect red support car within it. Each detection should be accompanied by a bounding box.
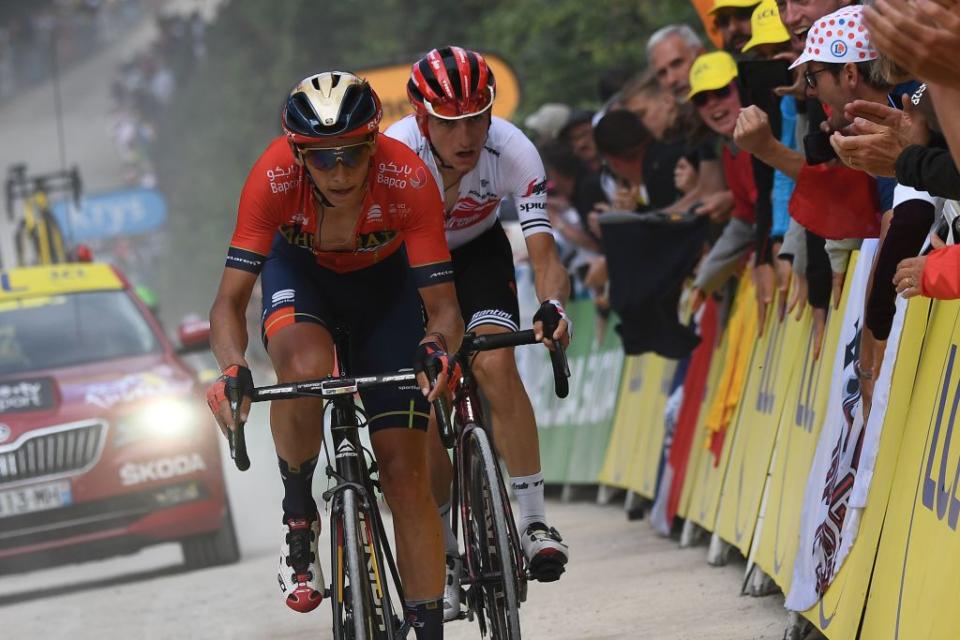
[0,262,238,573]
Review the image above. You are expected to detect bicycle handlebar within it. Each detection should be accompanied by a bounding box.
[225,329,572,471]
[250,371,418,402]
[461,329,570,398]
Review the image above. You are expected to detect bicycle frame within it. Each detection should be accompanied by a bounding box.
[241,332,427,638]
[449,347,526,595]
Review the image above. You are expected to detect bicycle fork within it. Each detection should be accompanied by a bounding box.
[327,397,403,638]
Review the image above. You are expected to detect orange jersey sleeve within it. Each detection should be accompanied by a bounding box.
[226,137,304,273]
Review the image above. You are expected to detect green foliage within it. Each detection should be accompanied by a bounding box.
[152,0,702,320]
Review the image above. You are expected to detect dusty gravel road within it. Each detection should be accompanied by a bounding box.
[0,410,788,640]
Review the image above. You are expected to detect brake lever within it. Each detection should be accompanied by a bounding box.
[226,380,250,471]
[542,322,570,399]
[550,342,570,399]
[426,361,455,449]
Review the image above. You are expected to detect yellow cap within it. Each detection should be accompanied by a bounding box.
[687,51,739,101]
[709,0,761,15]
[742,0,790,52]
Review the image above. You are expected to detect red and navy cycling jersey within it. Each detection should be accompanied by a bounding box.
[226,135,454,288]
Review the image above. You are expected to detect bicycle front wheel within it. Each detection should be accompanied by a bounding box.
[333,487,394,640]
[465,426,522,639]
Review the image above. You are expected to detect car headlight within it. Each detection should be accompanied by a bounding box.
[115,396,201,446]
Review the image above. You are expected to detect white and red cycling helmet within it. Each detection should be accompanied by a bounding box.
[407,47,496,134]
[282,71,382,147]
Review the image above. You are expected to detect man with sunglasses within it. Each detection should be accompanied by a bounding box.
[711,0,761,54]
[385,46,571,622]
[207,71,462,639]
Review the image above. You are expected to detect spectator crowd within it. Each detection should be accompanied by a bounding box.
[521,0,960,423]
[109,9,208,187]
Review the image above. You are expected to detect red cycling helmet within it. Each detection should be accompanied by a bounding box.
[407,47,496,133]
[282,71,382,147]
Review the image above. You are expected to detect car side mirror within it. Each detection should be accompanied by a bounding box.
[177,316,211,354]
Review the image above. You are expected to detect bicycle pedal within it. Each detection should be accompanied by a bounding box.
[527,556,567,583]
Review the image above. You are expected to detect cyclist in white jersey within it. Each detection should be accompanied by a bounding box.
[386,46,571,622]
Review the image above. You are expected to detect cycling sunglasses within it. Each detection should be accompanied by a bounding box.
[301,140,374,171]
[691,84,733,107]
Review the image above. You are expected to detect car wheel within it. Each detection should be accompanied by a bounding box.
[181,502,241,569]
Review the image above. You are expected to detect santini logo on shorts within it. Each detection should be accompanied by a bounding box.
[271,289,295,307]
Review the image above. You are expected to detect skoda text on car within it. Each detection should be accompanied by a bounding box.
[0,262,238,573]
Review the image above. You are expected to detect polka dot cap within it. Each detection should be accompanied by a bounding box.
[789,5,878,69]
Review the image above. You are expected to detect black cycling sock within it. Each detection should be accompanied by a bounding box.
[278,455,318,521]
[404,599,443,640]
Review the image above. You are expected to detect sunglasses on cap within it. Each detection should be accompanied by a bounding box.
[301,140,374,171]
[691,84,733,107]
[424,85,496,119]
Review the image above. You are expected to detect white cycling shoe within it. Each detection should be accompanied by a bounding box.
[278,516,324,613]
[443,553,463,622]
[521,522,569,582]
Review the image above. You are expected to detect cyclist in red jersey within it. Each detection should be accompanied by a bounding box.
[206,72,462,639]
[387,47,572,620]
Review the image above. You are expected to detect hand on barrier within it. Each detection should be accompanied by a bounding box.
[754,262,776,337]
[832,271,846,310]
[812,307,827,361]
[775,254,791,323]
[894,233,943,299]
[788,271,808,320]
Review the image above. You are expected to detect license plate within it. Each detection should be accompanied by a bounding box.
[0,480,72,518]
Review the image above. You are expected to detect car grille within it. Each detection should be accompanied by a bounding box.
[0,421,106,487]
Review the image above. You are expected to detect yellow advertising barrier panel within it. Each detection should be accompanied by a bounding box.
[687,275,757,530]
[678,324,729,520]
[357,53,521,130]
[753,257,859,592]
[624,356,677,499]
[599,356,650,489]
[800,295,931,639]
[858,299,960,640]
[715,291,810,555]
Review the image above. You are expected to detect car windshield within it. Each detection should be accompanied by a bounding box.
[0,290,162,375]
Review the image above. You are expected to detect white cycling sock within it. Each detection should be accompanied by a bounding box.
[510,471,546,532]
[438,502,459,555]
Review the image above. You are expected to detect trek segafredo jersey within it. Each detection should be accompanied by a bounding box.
[385,115,552,250]
[226,135,453,288]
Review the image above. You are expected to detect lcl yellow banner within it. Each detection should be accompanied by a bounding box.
[356,53,521,130]
[859,299,960,639]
